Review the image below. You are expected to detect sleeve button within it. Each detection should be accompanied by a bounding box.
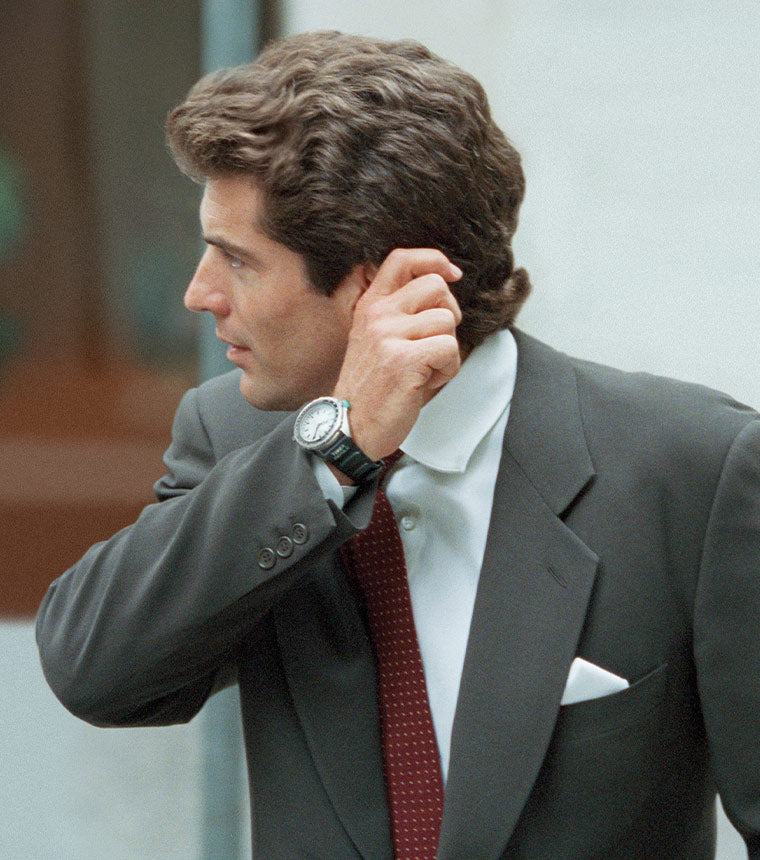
[257,547,276,570]
[292,523,309,544]
[276,536,294,558]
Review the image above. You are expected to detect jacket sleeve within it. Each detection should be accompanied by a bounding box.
[693,417,760,858]
[35,385,375,728]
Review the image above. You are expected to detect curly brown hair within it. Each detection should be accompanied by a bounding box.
[166,31,531,352]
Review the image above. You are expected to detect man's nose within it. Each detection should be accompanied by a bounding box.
[184,250,230,316]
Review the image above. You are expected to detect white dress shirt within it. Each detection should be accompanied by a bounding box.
[313,328,518,780]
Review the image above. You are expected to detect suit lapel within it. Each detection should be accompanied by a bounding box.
[273,561,393,860]
[438,331,599,860]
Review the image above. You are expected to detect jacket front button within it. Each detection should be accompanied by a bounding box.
[257,547,276,570]
[276,536,294,558]
[292,523,309,544]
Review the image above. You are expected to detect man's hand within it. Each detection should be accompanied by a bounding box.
[333,248,463,464]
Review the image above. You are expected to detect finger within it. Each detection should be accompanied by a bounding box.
[408,334,461,390]
[368,248,463,297]
[398,307,459,340]
[395,273,463,324]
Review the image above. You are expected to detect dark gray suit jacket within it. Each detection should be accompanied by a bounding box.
[37,331,760,859]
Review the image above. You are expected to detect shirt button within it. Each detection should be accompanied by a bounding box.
[292,523,309,544]
[400,514,416,531]
[276,536,294,558]
[257,547,276,570]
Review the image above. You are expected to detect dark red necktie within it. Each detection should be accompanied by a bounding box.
[340,450,444,860]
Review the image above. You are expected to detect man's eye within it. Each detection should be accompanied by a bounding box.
[227,254,243,270]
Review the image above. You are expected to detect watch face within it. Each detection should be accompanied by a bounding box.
[296,399,341,447]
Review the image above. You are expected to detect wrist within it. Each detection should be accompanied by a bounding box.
[327,461,356,486]
[293,396,383,484]
[332,399,379,461]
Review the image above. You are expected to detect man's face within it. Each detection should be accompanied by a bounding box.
[184,176,362,411]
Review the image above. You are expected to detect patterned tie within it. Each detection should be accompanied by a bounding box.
[340,450,444,860]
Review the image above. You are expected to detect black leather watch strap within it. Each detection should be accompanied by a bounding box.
[321,434,384,483]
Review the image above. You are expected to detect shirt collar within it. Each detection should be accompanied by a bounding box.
[401,328,518,473]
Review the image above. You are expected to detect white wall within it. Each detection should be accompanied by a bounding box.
[0,622,203,859]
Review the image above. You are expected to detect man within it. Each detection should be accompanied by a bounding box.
[37,31,760,860]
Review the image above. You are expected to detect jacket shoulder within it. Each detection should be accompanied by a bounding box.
[191,369,291,456]
[512,329,758,472]
[567,350,757,450]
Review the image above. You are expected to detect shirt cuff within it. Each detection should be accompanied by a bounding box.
[310,455,358,510]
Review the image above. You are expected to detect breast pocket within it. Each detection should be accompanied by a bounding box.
[508,661,692,860]
[554,661,669,743]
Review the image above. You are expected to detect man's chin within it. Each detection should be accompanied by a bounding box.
[238,373,309,413]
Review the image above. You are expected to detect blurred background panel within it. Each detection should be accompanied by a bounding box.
[1,1,756,858]
[0,0,201,617]
[0,1,247,858]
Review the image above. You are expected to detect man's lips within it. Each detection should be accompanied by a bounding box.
[217,332,250,352]
[217,333,252,363]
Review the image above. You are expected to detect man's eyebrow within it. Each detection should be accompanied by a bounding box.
[203,234,263,267]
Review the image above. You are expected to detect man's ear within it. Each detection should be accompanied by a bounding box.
[332,261,374,316]
[363,261,378,285]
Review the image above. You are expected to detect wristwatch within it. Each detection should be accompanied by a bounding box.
[293,396,384,483]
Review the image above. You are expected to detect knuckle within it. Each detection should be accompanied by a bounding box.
[430,307,456,328]
[442,308,458,329]
[386,248,409,266]
[426,273,448,291]
[413,273,449,304]
[440,334,461,358]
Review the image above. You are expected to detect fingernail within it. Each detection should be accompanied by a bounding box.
[450,264,463,278]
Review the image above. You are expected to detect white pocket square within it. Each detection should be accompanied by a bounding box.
[560,657,629,705]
